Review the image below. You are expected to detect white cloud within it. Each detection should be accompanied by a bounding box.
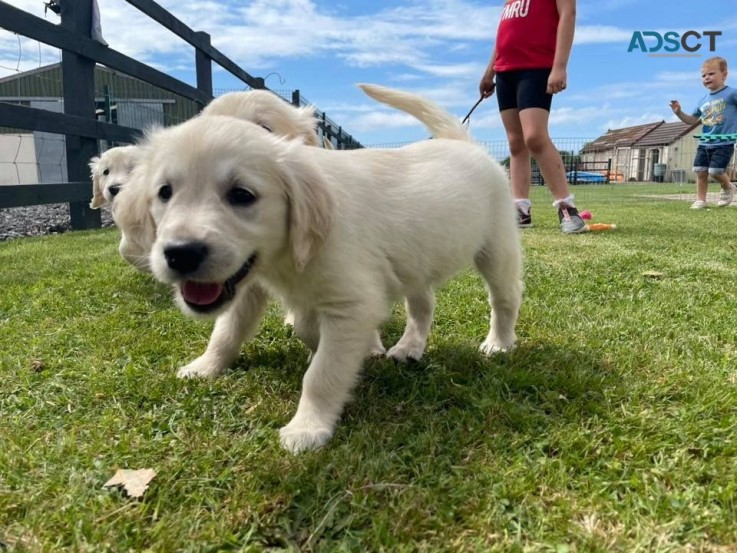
[2,0,730,144]
[653,71,699,83]
[605,113,665,129]
[550,105,615,126]
[349,110,422,132]
[0,0,503,78]
[410,62,481,79]
[574,25,633,44]
[0,36,60,80]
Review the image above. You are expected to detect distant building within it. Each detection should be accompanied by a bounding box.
[580,120,704,183]
[0,63,200,185]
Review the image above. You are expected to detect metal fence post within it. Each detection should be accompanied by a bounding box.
[568,154,577,185]
[60,0,101,230]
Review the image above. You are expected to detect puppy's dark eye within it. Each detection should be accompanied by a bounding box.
[102,168,110,176]
[227,187,257,207]
[158,183,173,202]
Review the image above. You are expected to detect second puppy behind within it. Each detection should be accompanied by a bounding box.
[101,90,321,271]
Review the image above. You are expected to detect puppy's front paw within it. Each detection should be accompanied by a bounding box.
[368,335,386,357]
[387,340,425,362]
[176,356,225,379]
[279,418,334,453]
[479,337,515,356]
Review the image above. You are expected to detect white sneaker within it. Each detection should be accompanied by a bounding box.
[691,200,707,209]
[717,185,736,207]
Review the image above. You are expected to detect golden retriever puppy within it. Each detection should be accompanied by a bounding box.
[107,90,322,272]
[136,85,523,452]
[89,145,150,270]
[201,90,319,146]
[88,145,140,209]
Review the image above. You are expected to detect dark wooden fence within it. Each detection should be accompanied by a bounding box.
[0,0,360,230]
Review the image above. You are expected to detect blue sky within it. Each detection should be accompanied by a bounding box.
[1,0,736,146]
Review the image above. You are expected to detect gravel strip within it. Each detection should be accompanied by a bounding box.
[0,203,115,241]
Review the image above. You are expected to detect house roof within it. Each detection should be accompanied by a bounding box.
[581,121,663,153]
[0,62,165,92]
[633,120,700,147]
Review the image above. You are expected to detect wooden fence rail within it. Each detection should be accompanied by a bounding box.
[0,0,361,231]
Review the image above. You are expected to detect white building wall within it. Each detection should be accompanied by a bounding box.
[0,133,39,185]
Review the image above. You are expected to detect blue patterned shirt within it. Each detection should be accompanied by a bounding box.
[692,85,737,146]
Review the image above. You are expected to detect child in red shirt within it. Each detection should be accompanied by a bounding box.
[479,0,586,233]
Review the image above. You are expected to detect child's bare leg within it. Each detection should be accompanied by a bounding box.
[500,109,532,201]
[696,171,709,201]
[519,107,570,202]
[714,171,733,190]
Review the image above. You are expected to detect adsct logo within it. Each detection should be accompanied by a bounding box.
[627,30,722,57]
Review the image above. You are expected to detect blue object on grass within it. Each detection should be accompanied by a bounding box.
[566,171,606,183]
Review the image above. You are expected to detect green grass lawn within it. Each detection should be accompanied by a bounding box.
[1,183,736,551]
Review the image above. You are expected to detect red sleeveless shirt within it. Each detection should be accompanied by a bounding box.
[493,0,560,71]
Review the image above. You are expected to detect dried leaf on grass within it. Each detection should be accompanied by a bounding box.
[642,271,665,279]
[103,469,156,498]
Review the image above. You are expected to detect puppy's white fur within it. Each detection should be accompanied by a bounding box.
[358,83,472,142]
[140,85,523,452]
[201,90,319,146]
[89,145,140,209]
[89,145,150,270]
[110,90,321,272]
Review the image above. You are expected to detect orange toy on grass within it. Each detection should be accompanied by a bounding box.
[585,223,617,232]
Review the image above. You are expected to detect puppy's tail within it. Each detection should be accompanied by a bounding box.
[358,83,471,142]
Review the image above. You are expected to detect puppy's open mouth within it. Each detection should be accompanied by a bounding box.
[179,253,257,313]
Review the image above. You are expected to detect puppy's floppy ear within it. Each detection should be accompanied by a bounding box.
[111,169,156,273]
[278,146,333,272]
[88,157,105,209]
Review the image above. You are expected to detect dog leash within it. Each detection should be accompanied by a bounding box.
[461,95,486,127]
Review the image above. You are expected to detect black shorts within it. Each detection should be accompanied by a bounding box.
[495,68,553,112]
[693,144,735,175]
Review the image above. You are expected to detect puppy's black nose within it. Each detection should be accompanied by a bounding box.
[108,184,122,197]
[164,241,208,274]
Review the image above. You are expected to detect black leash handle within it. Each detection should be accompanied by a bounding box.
[461,95,486,127]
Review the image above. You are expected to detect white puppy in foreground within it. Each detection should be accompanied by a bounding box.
[99,90,321,271]
[138,84,523,452]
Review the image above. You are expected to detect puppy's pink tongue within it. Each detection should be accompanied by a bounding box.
[181,281,223,305]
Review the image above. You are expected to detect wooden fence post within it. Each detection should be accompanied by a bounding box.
[60,0,101,230]
[195,31,212,110]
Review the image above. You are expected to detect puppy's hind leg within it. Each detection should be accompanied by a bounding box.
[279,309,383,452]
[387,288,435,362]
[177,283,270,379]
[474,239,522,354]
